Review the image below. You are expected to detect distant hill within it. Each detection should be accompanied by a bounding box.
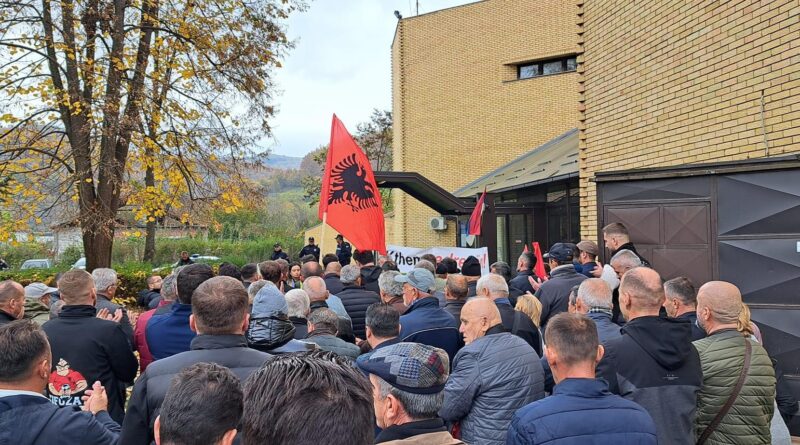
[265,154,302,170]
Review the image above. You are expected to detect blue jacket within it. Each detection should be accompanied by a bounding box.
[507,378,657,445]
[0,393,119,445]
[587,310,622,343]
[399,297,461,363]
[146,303,196,360]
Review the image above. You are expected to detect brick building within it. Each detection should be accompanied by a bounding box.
[389,0,580,260]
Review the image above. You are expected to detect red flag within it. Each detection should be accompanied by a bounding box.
[532,242,547,280]
[319,115,386,254]
[468,188,487,236]
[523,244,529,253]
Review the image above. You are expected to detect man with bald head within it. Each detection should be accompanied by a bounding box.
[440,298,544,445]
[0,280,25,327]
[596,267,702,445]
[477,274,541,355]
[692,281,775,444]
[304,276,354,342]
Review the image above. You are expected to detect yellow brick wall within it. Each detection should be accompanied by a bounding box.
[392,0,580,248]
[578,0,800,240]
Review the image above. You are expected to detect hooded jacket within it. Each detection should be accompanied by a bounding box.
[360,265,383,294]
[42,305,138,423]
[23,299,50,325]
[337,285,381,339]
[120,334,272,445]
[0,393,119,445]
[597,316,702,445]
[440,326,544,445]
[535,265,587,330]
[246,312,315,354]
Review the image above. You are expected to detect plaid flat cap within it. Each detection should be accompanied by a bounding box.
[357,342,449,395]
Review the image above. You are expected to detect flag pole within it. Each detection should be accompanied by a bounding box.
[320,211,328,259]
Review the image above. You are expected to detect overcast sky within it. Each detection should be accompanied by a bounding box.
[262,0,477,157]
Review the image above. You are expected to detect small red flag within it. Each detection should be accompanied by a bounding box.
[468,188,487,236]
[523,244,529,253]
[532,242,547,280]
[319,115,386,254]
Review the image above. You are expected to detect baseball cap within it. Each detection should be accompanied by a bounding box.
[357,342,449,394]
[548,243,575,262]
[24,282,58,299]
[394,268,435,293]
[576,240,600,257]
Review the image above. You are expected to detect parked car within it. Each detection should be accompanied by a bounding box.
[72,257,86,269]
[20,259,53,270]
[189,254,221,264]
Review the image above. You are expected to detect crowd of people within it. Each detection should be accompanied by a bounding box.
[0,226,797,444]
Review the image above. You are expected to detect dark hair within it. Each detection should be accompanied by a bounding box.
[440,257,459,274]
[664,276,696,306]
[602,222,630,237]
[301,261,323,278]
[159,363,243,445]
[322,254,339,268]
[176,264,215,304]
[353,249,374,266]
[275,259,289,274]
[365,303,399,338]
[243,351,374,445]
[380,261,399,272]
[490,261,513,282]
[258,261,282,285]
[0,320,49,382]
[218,263,242,281]
[420,254,437,266]
[192,276,248,335]
[300,254,316,264]
[544,313,599,366]
[240,263,260,281]
[289,261,301,272]
[519,252,536,271]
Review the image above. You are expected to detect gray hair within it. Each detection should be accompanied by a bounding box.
[308,307,339,331]
[476,274,509,297]
[161,274,178,302]
[91,268,117,292]
[568,285,580,307]
[378,271,403,298]
[610,249,642,269]
[285,289,310,318]
[340,265,361,285]
[415,260,435,274]
[577,278,612,310]
[247,280,269,304]
[375,375,444,420]
[49,299,65,319]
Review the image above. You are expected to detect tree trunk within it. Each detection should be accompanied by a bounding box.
[143,164,156,262]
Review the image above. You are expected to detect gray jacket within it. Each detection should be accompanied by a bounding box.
[304,331,360,360]
[440,326,545,445]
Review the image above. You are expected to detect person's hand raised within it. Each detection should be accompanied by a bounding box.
[81,381,109,415]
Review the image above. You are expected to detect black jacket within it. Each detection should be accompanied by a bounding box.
[676,311,706,341]
[609,243,650,324]
[137,289,161,309]
[246,313,315,354]
[271,250,289,261]
[596,316,702,445]
[509,270,536,295]
[336,242,352,265]
[535,265,587,330]
[611,242,650,267]
[0,310,16,327]
[0,394,120,445]
[494,300,542,357]
[360,265,382,294]
[444,300,466,321]
[120,335,271,445]
[299,244,321,261]
[95,293,133,344]
[290,316,309,339]
[337,285,381,339]
[324,273,344,295]
[42,305,138,423]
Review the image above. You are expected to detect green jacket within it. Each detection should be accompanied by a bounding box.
[693,329,775,445]
[23,299,50,326]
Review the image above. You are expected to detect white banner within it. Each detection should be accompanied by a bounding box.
[387,245,490,275]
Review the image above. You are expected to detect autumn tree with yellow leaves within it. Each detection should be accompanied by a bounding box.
[0,0,304,269]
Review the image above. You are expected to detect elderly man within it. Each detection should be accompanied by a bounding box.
[575,278,621,343]
[508,313,657,445]
[337,265,380,339]
[477,274,541,355]
[304,276,354,342]
[358,342,463,444]
[396,268,461,362]
[443,274,468,321]
[23,282,57,325]
[134,274,178,373]
[441,299,544,445]
[693,282,775,444]
[664,277,706,341]
[608,249,642,324]
[285,289,311,339]
[0,280,26,327]
[92,268,133,342]
[304,308,360,360]
[122,276,271,445]
[43,270,137,423]
[378,270,406,314]
[597,267,702,445]
[535,243,587,330]
[300,262,349,317]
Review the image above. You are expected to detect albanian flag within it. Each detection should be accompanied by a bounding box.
[532,242,547,280]
[468,188,487,236]
[319,114,386,254]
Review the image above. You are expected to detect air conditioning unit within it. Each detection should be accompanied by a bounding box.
[429,217,447,231]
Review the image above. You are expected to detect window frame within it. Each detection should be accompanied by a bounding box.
[516,55,577,80]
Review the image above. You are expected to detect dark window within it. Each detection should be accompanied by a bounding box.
[517,55,577,80]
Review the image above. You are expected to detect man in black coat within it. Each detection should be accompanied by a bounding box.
[509,251,538,296]
[336,265,380,340]
[42,270,138,423]
[299,237,321,262]
[601,222,650,268]
[354,249,381,294]
[335,234,352,265]
[476,273,542,356]
[271,243,289,261]
[536,243,587,331]
[663,276,706,341]
[0,280,25,327]
[120,276,271,445]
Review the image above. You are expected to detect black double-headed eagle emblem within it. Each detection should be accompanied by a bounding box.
[327,153,379,212]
